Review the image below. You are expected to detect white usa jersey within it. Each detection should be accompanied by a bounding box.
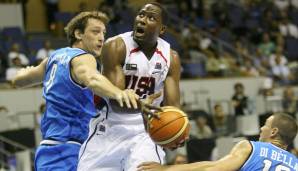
[78,32,169,170]
[107,31,171,125]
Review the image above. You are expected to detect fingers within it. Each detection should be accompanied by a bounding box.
[149,91,162,99]
[127,90,138,109]
[144,103,162,112]
[116,94,124,107]
[117,89,139,109]
[122,91,131,108]
[137,162,162,171]
[147,91,162,104]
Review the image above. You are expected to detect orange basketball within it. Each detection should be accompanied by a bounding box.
[148,106,190,148]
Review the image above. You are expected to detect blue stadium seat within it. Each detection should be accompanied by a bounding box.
[2,27,24,40]
[161,32,181,52]
[114,22,132,34]
[182,62,206,78]
[105,23,117,38]
[285,37,298,61]
[54,12,75,25]
[27,39,44,52]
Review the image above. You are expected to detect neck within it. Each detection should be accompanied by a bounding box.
[271,140,287,150]
[137,41,157,59]
[72,42,81,49]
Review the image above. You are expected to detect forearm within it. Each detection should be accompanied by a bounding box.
[166,161,215,171]
[12,67,43,88]
[86,74,121,99]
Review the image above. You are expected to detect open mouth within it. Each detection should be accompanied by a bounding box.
[136,28,145,34]
[135,27,145,37]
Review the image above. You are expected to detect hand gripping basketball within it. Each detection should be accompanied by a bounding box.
[147,106,190,149]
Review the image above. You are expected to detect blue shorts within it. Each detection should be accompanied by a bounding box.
[34,143,81,171]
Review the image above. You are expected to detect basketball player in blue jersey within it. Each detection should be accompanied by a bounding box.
[138,113,298,171]
[11,11,139,171]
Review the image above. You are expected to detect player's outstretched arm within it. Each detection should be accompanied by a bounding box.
[163,49,181,108]
[137,140,252,171]
[12,58,48,88]
[71,53,138,108]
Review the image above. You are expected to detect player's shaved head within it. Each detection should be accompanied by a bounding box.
[272,113,298,145]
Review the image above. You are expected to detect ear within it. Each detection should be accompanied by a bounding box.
[74,29,83,41]
[271,127,279,137]
[159,25,166,35]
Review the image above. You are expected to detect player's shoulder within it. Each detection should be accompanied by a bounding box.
[169,49,180,66]
[170,49,179,58]
[104,35,125,52]
[234,140,253,153]
[105,35,124,45]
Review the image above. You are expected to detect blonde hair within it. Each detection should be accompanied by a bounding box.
[64,11,109,46]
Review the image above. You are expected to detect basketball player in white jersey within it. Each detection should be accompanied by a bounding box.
[78,2,184,171]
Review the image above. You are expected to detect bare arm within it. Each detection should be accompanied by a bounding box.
[101,37,143,111]
[101,37,126,89]
[71,53,137,108]
[163,50,181,107]
[138,140,252,171]
[12,58,48,88]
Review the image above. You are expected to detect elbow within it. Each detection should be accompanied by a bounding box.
[84,74,98,89]
[86,77,98,89]
[84,74,105,90]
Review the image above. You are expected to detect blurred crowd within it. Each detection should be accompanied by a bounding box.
[1,0,298,87]
[159,0,298,87]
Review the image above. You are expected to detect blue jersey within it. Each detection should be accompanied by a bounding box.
[41,47,96,144]
[241,141,298,171]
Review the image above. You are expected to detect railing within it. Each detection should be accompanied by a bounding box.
[0,110,37,171]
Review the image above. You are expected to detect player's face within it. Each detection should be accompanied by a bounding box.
[81,18,106,57]
[259,116,274,142]
[133,4,164,45]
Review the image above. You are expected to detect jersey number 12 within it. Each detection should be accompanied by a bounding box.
[263,159,290,171]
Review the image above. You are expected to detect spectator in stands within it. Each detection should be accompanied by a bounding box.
[278,13,298,38]
[282,87,297,116]
[269,46,288,67]
[206,49,222,77]
[36,40,54,64]
[0,106,8,113]
[190,111,213,139]
[187,33,207,64]
[258,32,276,58]
[231,82,250,116]
[212,103,235,137]
[44,0,59,30]
[5,56,22,81]
[234,40,250,59]
[271,51,293,85]
[253,49,271,77]
[98,1,115,22]
[240,58,260,77]
[78,1,87,13]
[274,0,290,10]
[0,51,8,80]
[8,43,29,67]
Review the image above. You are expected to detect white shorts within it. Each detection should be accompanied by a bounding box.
[77,116,165,171]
